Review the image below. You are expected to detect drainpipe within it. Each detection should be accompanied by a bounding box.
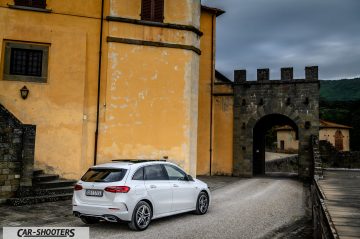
[209,14,215,176]
[94,0,105,166]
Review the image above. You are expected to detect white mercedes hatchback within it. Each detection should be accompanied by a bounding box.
[72,160,211,230]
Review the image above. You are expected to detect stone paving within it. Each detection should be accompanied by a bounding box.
[0,176,241,229]
[0,176,312,239]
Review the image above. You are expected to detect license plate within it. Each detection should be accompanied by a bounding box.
[85,189,103,197]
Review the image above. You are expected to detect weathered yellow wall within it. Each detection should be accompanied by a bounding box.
[98,44,199,174]
[97,0,201,176]
[0,0,202,178]
[212,95,233,175]
[0,1,101,179]
[109,0,141,19]
[320,128,350,151]
[196,11,214,175]
[277,130,299,151]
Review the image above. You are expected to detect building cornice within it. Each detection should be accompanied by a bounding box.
[107,36,201,55]
[106,16,203,37]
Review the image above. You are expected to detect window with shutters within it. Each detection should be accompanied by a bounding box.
[14,0,47,9]
[141,0,164,22]
[3,41,49,83]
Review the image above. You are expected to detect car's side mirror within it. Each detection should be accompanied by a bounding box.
[186,174,194,181]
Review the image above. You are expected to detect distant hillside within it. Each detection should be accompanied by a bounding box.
[320,78,360,101]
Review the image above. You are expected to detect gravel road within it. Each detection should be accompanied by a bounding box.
[46,178,308,239]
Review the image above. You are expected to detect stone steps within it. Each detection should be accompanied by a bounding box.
[35,186,74,196]
[7,193,73,206]
[32,174,59,183]
[34,179,77,189]
[6,169,76,206]
[16,186,75,197]
[32,169,44,176]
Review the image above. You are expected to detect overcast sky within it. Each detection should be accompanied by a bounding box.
[202,0,360,80]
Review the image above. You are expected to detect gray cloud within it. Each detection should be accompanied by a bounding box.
[202,0,360,80]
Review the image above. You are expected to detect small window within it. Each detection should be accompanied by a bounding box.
[132,167,144,180]
[141,0,164,22]
[144,164,168,180]
[164,165,186,181]
[81,168,127,182]
[3,41,49,83]
[14,0,47,9]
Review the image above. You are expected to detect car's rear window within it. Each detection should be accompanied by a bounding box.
[81,168,127,182]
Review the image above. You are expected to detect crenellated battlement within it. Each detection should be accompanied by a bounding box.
[234,66,319,83]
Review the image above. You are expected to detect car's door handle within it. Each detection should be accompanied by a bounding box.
[173,184,179,188]
[150,185,157,189]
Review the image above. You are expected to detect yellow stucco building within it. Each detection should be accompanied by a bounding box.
[0,0,225,180]
[276,120,351,152]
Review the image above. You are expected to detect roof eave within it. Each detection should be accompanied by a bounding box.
[201,5,225,17]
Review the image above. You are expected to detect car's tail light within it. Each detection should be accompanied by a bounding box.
[74,184,83,191]
[104,186,130,193]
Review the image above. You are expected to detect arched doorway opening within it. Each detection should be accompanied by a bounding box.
[253,114,299,176]
[334,130,344,151]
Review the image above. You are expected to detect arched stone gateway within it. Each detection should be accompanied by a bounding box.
[253,113,299,175]
[233,67,319,181]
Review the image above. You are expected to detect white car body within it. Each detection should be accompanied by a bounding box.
[72,161,210,225]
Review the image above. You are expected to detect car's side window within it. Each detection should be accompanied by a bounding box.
[144,164,169,180]
[132,167,144,180]
[164,165,186,181]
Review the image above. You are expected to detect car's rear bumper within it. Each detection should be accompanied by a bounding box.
[72,202,131,222]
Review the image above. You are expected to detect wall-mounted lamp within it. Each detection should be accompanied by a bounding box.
[20,86,29,100]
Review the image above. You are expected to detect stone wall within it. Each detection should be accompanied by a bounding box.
[311,136,338,238]
[320,140,360,168]
[265,155,299,173]
[0,104,36,201]
[311,181,338,239]
[233,66,319,180]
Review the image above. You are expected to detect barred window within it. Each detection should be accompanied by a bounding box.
[14,0,47,9]
[10,48,43,77]
[141,0,164,22]
[3,41,49,83]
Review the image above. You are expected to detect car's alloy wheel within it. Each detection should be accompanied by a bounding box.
[195,192,209,215]
[128,201,152,230]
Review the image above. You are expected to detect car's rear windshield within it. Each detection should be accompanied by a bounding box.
[81,168,127,182]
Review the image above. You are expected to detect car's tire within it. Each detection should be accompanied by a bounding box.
[128,201,152,231]
[194,191,209,215]
[80,216,100,224]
